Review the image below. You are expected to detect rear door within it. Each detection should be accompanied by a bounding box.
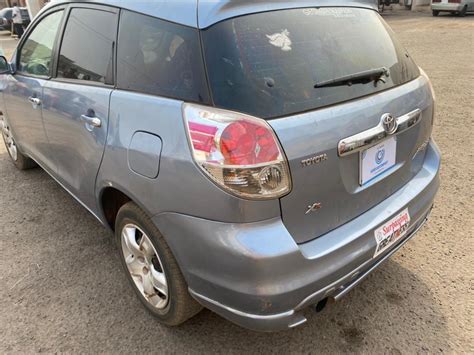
[201,7,434,244]
[41,5,118,212]
[2,8,65,171]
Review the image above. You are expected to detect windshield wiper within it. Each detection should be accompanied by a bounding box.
[314,67,390,89]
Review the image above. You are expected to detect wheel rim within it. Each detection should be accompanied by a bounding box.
[121,224,169,309]
[1,116,18,162]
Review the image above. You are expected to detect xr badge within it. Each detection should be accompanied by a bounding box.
[305,202,322,215]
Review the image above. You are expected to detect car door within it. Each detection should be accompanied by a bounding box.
[41,5,118,213]
[2,8,65,172]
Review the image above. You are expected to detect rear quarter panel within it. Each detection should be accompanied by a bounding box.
[96,91,280,224]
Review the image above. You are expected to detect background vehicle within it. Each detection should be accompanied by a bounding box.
[378,0,399,12]
[431,0,474,16]
[0,0,440,331]
[0,7,30,31]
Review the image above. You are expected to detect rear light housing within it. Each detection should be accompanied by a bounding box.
[183,103,291,200]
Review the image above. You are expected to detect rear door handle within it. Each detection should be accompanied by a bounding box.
[28,97,41,106]
[81,114,102,128]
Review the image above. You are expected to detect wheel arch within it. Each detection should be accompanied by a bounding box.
[99,186,132,231]
[98,182,163,232]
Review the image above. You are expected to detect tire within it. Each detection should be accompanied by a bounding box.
[115,202,202,326]
[1,116,37,170]
[432,10,440,16]
[459,6,467,16]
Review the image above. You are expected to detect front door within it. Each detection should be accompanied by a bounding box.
[42,6,118,212]
[2,9,65,171]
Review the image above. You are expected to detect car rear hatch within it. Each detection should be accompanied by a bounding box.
[201,6,434,243]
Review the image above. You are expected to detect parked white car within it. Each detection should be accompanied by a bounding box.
[431,0,474,16]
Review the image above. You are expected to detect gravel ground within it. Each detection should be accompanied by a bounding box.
[1,11,473,354]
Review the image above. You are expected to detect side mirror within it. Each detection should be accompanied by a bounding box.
[0,56,12,74]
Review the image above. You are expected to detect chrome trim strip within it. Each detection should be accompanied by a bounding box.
[288,317,308,328]
[338,108,422,157]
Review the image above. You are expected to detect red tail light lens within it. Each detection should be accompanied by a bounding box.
[448,0,461,3]
[183,103,291,200]
[188,122,218,153]
[220,121,280,165]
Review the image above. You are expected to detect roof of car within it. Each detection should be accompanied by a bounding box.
[43,0,377,28]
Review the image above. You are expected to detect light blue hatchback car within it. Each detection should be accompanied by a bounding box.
[0,0,440,331]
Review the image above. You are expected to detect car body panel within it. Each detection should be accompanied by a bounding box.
[41,0,377,29]
[152,140,440,330]
[41,0,199,28]
[2,75,55,169]
[271,75,434,243]
[41,81,112,212]
[96,90,281,223]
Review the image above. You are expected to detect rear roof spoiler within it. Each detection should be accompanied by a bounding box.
[198,0,378,29]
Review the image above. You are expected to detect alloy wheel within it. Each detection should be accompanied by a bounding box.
[1,116,18,162]
[121,224,169,309]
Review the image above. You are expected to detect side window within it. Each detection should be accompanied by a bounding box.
[57,8,116,84]
[117,10,210,103]
[18,10,63,77]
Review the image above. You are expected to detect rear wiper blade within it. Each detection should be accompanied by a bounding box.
[314,67,390,89]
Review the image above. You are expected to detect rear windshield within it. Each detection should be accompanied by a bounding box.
[201,7,420,119]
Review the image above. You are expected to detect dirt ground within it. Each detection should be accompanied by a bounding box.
[1,10,473,354]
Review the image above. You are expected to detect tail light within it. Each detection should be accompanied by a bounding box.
[183,103,291,200]
[448,0,461,2]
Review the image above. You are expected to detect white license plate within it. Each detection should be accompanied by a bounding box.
[374,209,411,258]
[360,137,397,185]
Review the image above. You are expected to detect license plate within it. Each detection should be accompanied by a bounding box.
[360,137,396,185]
[374,209,411,258]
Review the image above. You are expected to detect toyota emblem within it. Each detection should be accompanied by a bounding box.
[381,113,397,134]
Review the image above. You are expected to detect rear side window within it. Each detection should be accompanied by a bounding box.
[57,8,116,84]
[202,7,420,119]
[116,10,210,103]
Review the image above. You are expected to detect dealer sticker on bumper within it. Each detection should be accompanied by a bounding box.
[374,209,411,258]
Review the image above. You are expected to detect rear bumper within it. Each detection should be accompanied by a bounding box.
[431,3,464,11]
[153,140,441,331]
